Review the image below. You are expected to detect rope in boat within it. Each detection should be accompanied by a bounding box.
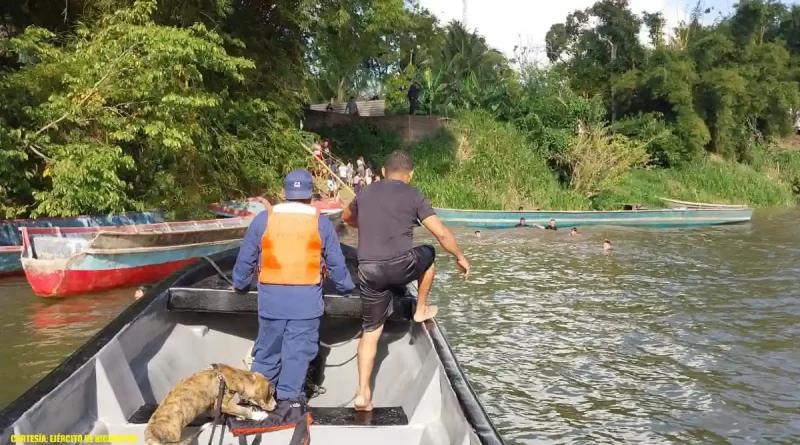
[201,256,235,287]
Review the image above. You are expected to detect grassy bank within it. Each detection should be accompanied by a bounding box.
[316,110,800,210]
[594,158,798,209]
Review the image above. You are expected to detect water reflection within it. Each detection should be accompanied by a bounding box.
[0,277,134,405]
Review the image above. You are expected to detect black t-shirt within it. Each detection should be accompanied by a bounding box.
[545,225,557,230]
[348,179,436,261]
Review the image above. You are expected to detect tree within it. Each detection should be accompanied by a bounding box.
[0,0,308,217]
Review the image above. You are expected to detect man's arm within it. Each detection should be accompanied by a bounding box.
[232,213,266,292]
[343,198,358,228]
[320,218,356,294]
[421,214,465,260]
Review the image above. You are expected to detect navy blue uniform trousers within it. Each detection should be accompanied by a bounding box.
[251,316,320,401]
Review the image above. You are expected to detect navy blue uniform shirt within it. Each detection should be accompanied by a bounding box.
[232,208,355,320]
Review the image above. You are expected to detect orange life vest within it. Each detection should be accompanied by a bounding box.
[258,203,323,285]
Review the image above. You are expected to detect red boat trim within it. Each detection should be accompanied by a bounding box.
[25,258,199,298]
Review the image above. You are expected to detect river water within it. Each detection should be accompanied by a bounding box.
[1,210,799,443]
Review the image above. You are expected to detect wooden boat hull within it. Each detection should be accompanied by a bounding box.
[0,247,22,277]
[20,219,250,298]
[0,247,506,445]
[0,212,164,277]
[434,207,754,229]
[209,197,344,218]
[659,197,750,210]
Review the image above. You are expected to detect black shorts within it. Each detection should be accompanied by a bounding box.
[358,245,435,332]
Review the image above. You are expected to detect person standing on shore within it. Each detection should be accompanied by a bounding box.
[346,161,354,185]
[365,163,374,185]
[408,82,420,115]
[345,96,359,116]
[338,162,348,185]
[342,150,470,411]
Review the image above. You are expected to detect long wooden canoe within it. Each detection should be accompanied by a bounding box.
[209,196,344,221]
[0,212,164,277]
[659,197,750,210]
[434,206,754,229]
[0,246,506,445]
[20,218,251,298]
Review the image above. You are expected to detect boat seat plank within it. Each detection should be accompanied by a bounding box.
[167,288,416,320]
[127,404,408,426]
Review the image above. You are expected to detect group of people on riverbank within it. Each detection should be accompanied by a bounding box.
[334,156,379,194]
[231,149,469,418]
[312,140,380,197]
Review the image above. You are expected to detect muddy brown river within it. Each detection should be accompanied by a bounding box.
[1,209,799,443]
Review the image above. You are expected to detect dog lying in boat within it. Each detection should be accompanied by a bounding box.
[145,363,276,445]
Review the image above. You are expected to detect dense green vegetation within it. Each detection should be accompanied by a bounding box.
[2,0,800,217]
[324,0,800,209]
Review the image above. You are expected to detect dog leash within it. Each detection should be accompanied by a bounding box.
[208,363,227,445]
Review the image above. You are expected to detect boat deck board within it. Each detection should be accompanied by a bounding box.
[168,288,415,321]
[128,404,408,426]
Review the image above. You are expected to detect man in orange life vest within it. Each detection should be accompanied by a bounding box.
[232,169,355,408]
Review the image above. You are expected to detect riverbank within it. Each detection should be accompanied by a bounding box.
[313,110,800,210]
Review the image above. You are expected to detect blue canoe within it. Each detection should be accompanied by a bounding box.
[0,211,164,277]
[434,207,754,229]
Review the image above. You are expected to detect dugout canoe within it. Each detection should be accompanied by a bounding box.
[0,212,164,277]
[0,246,506,445]
[209,196,344,224]
[20,218,251,298]
[434,206,754,229]
[659,197,750,210]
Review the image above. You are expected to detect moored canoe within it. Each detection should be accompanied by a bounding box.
[0,247,506,445]
[209,197,344,218]
[0,212,164,277]
[434,207,754,229]
[659,197,750,210]
[20,218,250,298]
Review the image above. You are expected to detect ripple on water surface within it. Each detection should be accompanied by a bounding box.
[1,213,800,444]
[0,277,135,405]
[433,212,800,444]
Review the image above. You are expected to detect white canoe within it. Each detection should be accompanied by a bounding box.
[0,245,504,445]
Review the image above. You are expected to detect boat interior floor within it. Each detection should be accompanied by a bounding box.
[13,302,476,444]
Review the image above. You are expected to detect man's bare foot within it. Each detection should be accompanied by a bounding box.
[354,393,373,411]
[413,304,438,323]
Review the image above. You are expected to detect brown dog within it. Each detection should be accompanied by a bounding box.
[145,363,276,445]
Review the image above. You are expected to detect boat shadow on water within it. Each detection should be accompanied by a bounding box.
[0,245,504,445]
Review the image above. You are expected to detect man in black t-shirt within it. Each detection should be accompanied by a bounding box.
[342,150,470,411]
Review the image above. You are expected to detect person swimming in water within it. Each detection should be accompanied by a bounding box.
[515,218,527,227]
[475,230,482,238]
[533,219,557,230]
[603,239,612,255]
[569,227,578,236]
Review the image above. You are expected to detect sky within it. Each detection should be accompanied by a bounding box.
[416,0,739,62]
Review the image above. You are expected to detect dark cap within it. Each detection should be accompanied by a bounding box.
[284,169,313,200]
